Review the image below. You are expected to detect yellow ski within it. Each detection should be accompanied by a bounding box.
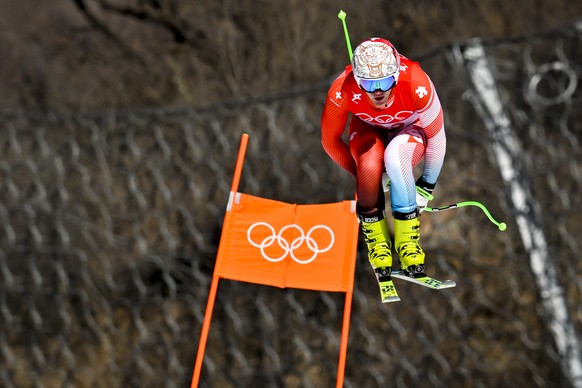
[392,270,456,289]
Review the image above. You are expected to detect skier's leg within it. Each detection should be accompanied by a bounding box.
[349,118,387,213]
[384,126,427,277]
[349,119,392,275]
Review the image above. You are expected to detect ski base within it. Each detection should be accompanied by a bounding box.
[392,270,456,290]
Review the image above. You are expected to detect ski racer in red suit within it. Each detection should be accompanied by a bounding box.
[321,38,446,280]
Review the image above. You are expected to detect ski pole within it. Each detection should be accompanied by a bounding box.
[337,10,353,61]
[415,186,506,231]
[386,178,506,231]
[414,184,506,230]
[424,201,507,231]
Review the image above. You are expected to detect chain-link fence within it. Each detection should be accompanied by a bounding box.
[1,21,581,388]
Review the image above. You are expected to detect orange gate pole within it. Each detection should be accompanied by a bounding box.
[336,290,354,387]
[190,133,249,387]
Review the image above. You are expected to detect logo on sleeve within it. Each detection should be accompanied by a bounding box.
[415,86,428,98]
[329,90,345,107]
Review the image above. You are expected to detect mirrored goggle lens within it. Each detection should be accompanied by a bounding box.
[359,76,396,93]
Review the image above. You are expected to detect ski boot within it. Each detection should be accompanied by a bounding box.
[394,210,426,278]
[359,214,392,275]
[359,211,399,302]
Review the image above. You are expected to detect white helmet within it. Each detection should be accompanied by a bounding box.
[352,38,400,93]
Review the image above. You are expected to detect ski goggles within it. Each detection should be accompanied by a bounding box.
[358,76,397,93]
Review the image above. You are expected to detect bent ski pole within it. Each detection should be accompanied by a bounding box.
[414,184,505,230]
[338,10,353,61]
[424,201,507,231]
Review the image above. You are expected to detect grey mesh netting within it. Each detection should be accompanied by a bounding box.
[1,21,581,388]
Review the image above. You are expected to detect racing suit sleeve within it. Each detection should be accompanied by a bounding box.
[321,72,356,178]
[411,64,446,186]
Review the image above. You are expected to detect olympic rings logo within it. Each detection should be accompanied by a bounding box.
[247,222,335,264]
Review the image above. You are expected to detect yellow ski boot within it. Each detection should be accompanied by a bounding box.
[394,212,426,278]
[359,213,399,302]
[360,217,392,273]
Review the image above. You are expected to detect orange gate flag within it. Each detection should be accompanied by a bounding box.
[192,134,359,388]
[214,193,359,292]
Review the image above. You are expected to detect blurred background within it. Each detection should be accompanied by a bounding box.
[1,0,581,387]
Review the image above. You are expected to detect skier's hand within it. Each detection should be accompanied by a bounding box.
[416,177,436,213]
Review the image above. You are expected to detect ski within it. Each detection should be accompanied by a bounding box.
[391,270,456,290]
[378,278,400,303]
[374,267,400,303]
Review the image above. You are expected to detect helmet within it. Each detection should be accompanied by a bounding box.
[352,38,400,93]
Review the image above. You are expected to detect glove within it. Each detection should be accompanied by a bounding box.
[415,177,436,213]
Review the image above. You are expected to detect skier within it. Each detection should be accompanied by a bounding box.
[321,37,446,283]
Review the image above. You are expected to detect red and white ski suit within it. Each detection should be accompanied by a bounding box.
[321,55,446,215]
